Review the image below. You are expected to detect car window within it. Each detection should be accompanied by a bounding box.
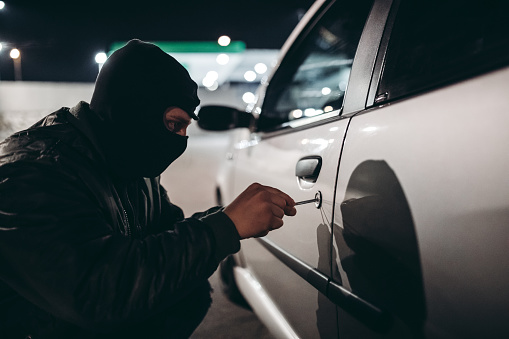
[377,0,509,102]
[258,0,374,131]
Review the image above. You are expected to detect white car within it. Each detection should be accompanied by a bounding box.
[197,0,509,337]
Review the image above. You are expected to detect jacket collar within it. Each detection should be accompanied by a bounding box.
[68,101,108,164]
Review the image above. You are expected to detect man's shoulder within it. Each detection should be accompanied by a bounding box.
[0,107,85,166]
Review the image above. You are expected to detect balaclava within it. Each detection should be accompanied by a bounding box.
[89,39,200,180]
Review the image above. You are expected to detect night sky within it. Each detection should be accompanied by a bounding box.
[0,0,313,82]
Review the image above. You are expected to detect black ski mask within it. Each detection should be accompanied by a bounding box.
[88,39,200,180]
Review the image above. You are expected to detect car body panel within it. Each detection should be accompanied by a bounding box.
[229,117,348,338]
[233,265,300,339]
[333,67,509,338]
[204,0,509,337]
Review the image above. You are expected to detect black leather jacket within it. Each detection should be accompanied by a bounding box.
[0,102,240,338]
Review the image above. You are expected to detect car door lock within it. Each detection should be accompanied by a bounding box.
[295,191,322,209]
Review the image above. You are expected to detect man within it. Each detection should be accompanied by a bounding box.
[0,39,296,338]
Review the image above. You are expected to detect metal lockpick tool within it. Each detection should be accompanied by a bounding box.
[295,191,322,208]
[295,199,316,206]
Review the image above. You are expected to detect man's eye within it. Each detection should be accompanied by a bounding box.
[167,121,182,133]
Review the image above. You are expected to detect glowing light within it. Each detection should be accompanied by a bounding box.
[206,71,219,81]
[291,109,303,119]
[242,92,256,104]
[202,77,215,87]
[218,35,231,46]
[329,127,339,132]
[244,70,257,82]
[10,49,20,59]
[216,53,229,65]
[324,106,334,112]
[362,126,378,133]
[254,63,267,74]
[304,108,323,117]
[304,108,315,116]
[95,52,107,64]
[0,43,2,52]
[202,71,220,88]
[321,87,331,95]
[0,2,5,10]
[206,82,219,91]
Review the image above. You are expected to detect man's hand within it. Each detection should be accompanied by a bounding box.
[224,183,297,239]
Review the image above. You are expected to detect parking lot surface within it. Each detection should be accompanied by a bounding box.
[190,270,274,339]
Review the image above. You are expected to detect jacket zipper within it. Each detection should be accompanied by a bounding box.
[122,208,132,237]
[124,191,142,238]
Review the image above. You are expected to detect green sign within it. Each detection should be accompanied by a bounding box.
[108,41,246,55]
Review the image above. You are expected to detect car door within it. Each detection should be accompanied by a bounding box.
[227,1,376,337]
[332,0,509,338]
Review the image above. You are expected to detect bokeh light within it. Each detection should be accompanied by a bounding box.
[10,49,20,59]
[254,63,267,74]
[321,87,331,95]
[206,70,219,81]
[202,77,214,87]
[242,92,255,104]
[206,82,219,91]
[244,70,256,82]
[291,109,303,119]
[95,52,107,64]
[216,53,229,65]
[218,36,231,47]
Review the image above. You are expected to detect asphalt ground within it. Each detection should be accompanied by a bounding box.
[190,270,275,339]
[161,133,275,338]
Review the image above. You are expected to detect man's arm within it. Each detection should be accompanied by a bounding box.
[158,182,297,258]
[0,162,234,332]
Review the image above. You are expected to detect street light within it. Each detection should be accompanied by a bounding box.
[10,48,22,81]
[9,48,19,59]
[95,52,107,72]
[218,35,231,47]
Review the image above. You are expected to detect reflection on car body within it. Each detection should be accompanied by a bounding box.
[339,160,425,333]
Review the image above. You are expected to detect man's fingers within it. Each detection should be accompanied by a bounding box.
[270,194,287,209]
[271,204,285,218]
[227,183,296,239]
[284,205,297,216]
[262,185,295,207]
[265,185,296,224]
[258,230,270,237]
[268,216,284,231]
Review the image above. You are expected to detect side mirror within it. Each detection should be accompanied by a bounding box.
[197,105,254,131]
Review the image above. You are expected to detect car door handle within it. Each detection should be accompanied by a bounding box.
[295,156,322,183]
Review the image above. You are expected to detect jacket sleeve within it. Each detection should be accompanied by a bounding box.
[159,184,241,264]
[0,161,240,332]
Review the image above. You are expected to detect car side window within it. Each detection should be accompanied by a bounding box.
[258,0,374,131]
[377,0,509,102]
